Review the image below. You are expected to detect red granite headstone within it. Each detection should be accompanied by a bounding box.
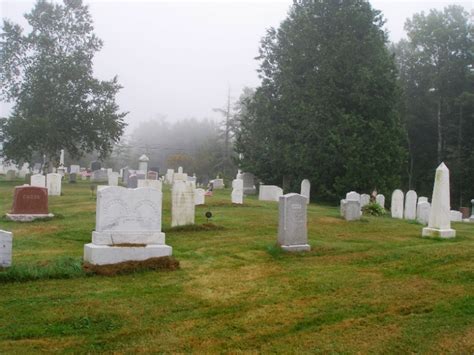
[11,186,48,215]
[459,207,470,219]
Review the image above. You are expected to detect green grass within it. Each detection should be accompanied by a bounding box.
[0,178,473,353]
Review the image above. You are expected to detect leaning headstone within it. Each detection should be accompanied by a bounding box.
[404,190,418,220]
[360,194,370,208]
[259,185,284,202]
[69,173,77,184]
[6,186,53,221]
[242,173,256,195]
[346,191,360,202]
[46,173,62,196]
[417,201,431,225]
[171,181,195,227]
[278,193,310,252]
[108,172,119,186]
[450,210,463,222]
[231,179,243,204]
[0,230,13,267]
[83,186,171,265]
[137,179,162,191]
[422,163,456,238]
[391,189,404,219]
[376,194,385,209]
[194,188,205,205]
[30,174,46,188]
[300,179,310,204]
[127,174,138,189]
[344,200,361,221]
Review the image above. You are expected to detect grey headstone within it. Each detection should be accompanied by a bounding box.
[91,161,101,171]
[0,230,13,267]
[278,193,310,252]
[127,174,138,188]
[69,173,77,183]
[344,200,361,221]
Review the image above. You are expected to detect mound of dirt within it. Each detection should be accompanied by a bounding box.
[83,256,180,276]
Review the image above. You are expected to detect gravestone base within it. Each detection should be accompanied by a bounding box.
[92,231,165,245]
[280,244,311,252]
[6,213,54,222]
[422,227,456,238]
[84,243,172,265]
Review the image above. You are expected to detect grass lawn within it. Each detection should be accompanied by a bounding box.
[0,179,473,353]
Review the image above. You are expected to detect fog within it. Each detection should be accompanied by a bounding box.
[1,0,471,133]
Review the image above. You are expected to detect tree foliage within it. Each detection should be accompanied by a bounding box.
[0,0,126,166]
[235,0,406,200]
[393,5,473,206]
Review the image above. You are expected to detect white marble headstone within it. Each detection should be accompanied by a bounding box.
[417,201,430,225]
[108,172,119,186]
[30,174,46,188]
[0,230,13,267]
[278,193,310,252]
[46,173,62,196]
[300,179,310,204]
[259,185,283,202]
[231,179,243,204]
[404,190,417,220]
[376,194,385,209]
[360,194,370,208]
[194,188,205,205]
[137,179,162,191]
[346,191,360,202]
[391,189,404,219]
[171,180,195,227]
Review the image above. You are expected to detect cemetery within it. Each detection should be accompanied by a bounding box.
[0,0,473,352]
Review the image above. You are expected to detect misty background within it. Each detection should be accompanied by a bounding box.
[1,0,471,133]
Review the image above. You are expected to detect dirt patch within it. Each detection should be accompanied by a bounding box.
[83,256,180,276]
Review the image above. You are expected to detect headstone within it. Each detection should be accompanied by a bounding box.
[138,154,149,172]
[418,196,428,204]
[122,169,130,185]
[173,170,187,182]
[449,210,463,222]
[346,191,360,202]
[24,173,32,184]
[300,179,310,204]
[166,169,174,184]
[46,173,62,196]
[344,200,361,221]
[69,173,77,184]
[417,201,431,225]
[108,172,119,186]
[404,190,418,220]
[231,179,243,204]
[127,174,138,189]
[340,199,347,217]
[147,171,158,180]
[5,170,16,181]
[178,166,183,174]
[6,186,53,221]
[136,171,146,180]
[91,161,101,171]
[137,179,162,191]
[33,163,42,174]
[211,178,225,189]
[91,170,108,182]
[459,207,470,219]
[194,188,205,205]
[375,194,385,209]
[360,194,370,208]
[0,230,13,267]
[470,199,474,222]
[278,193,310,252]
[422,163,456,238]
[242,173,256,195]
[259,185,284,202]
[391,189,404,219]
[30,174,46,188]
[171,180,195,227]
[70,165,80,174]
[83,186,171,265]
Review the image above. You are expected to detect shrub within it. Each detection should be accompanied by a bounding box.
[362,202,386,216]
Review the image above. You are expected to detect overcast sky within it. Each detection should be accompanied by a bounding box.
[1,0,471,133]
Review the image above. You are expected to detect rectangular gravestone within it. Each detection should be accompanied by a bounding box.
[278,193,310,252]
[172,181,195,227]
[128,174,138,188]
[344,200,361,221]
[0,230,13,267]
[6,186,53,221]
[194,188,205,205]
[30,174,46,188]
[91,161,101,171]
[46,173,62,196]
[242,173,256,195]
[259,185,283,202]
[69,173,77,183]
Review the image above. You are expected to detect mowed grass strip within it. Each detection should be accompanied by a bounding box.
[0,179,473,352]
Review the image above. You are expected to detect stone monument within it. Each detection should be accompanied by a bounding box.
[46,173,62,196]
[278,193,310,252]
[391,189,404,219]
[404,190,417,220]
[300,179,310,204]
[0,230,13,267]
[6,186,53,221]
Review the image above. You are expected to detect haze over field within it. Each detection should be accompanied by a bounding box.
[1,0,471,132]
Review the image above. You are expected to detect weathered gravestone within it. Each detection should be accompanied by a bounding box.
[166,169,174,184]
[278,193,310,252]
[344,200,361,221]
[376,194,385,209]
[69,173,77,183]
[91,170,108,182]
[147,171,158,180]
[194,188,205,205]
[46,173,62,196]
[83,186,171,265]
[231,179,243,204]
[70,165,80,174]
[5,170,16,181]
[108,172,119,186]
[6,186,53,221]
[122,168,130,185]
[242,173,256,195]
[417,201,430,225]
[138,154,149,172]
[171,181,195,227]
[422,163,455,238]
[450,210,463,222]
[391,189,404,219]
[259,185,283,202]
[173,167,187,182]
[459,207,470,219]
[0,230,13,267]
[137,179,162,190]
[300,179,310,204]
[360,194,370,208]
[404,190,418,220]
[346,191,360,202]
[128,174,138,189]
[418,196,428,204]
[340,199,348,217]
[30,174,46,188]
